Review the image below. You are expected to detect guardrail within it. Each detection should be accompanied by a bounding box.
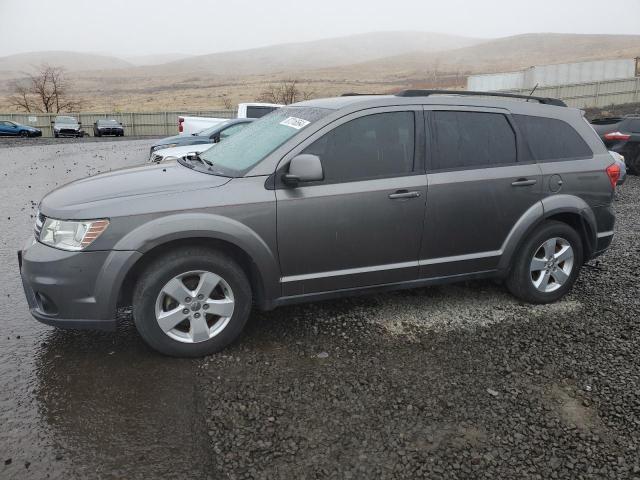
[0,110,236,137]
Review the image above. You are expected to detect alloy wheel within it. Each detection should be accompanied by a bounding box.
[154,270,235,343]
[529,237,574,293]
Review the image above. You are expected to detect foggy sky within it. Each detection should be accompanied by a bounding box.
[1,0,640,58]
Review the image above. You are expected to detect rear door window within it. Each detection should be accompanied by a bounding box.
[514,114,592,161]
[430,111,517,170]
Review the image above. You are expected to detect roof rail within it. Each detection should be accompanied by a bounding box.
[395,89,567,107]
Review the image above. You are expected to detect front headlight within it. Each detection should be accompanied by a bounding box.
[151,143,178,153]
[39,217,110,251]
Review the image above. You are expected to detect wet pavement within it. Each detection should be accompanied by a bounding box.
[0,139,212,479]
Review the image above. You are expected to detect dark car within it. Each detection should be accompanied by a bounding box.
[93,119,124,137]
[0,120,41,137]
[19,90,618,357]
[52,116,83,138]
[591,115,640,173]
[149,118,254,159]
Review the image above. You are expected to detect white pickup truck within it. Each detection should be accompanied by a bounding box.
[178,102,281,136]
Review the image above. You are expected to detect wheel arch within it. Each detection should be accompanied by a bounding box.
[499,196,597,273]
[111,213,280,312]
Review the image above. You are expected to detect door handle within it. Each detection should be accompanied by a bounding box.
[388,190,421,199]
[511,179,537,187]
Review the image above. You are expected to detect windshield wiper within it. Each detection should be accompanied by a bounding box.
[185,152,213,168]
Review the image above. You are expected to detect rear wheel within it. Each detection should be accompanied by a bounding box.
[133,248,252,357]
[506,221,583,304]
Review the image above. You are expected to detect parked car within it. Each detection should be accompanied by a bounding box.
[19,90,618,357]
[93,119,124,137]
[149,118,254,161]
[149,144,214,164]
[590,115,640,173]
[52,116,83,138]
[0,120,41,137]
[178,102,281,136]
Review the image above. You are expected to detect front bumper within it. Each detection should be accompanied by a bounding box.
[18,238,141,331]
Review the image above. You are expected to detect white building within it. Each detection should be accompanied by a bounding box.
[467,58,639,92]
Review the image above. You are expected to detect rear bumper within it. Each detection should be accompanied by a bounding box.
[591,231,614,259]
[18,238,141,331]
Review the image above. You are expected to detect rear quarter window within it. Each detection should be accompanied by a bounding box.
[514,115,592,162]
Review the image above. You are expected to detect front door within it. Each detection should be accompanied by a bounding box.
[276,107,427,297]
[420,108,542,278]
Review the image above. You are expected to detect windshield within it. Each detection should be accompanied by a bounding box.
[99,119,119,125]
[194,107,330,176]
[196,120,235,137]
[56,116,76,124]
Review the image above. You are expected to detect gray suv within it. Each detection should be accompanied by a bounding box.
[19,91,619,357]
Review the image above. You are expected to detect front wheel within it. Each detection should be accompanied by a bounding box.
[19,130,29,137]
[506,221,583,304]
[133,248,252,357]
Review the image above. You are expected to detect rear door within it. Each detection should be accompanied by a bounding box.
[420,107,542,278]
[276,106,427,296]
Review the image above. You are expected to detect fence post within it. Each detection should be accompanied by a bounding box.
[635,78,639,103]
[594,81,600,107]
[130,113,136,136]
[165,111,169,136]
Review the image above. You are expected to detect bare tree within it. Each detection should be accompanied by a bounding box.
[7,64,82,113]
[258,79,314,105]
[7,81,33,112]
[222,96,233,110]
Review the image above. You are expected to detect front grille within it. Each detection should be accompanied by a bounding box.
[150,153,163,163]
[34,212,44,239]
[60,129,77,135]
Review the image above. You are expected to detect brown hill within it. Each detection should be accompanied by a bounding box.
[0,51,133,74]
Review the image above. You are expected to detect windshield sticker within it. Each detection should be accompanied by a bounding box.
[279,117,310,130]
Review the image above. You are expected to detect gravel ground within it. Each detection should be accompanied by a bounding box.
[0,135,161,149]
[197,184,640,479]
[0,138,638,479]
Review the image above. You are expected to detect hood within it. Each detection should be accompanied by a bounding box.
[154,143,215,159]
[40,161,230,218]
[54,123,80,130]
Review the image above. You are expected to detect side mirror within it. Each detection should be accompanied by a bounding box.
[78,121,82,125]
[212,134,221,143]
[283,154,323,186]
[50,121,54,124]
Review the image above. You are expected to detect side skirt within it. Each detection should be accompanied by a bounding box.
[265,269,499,310]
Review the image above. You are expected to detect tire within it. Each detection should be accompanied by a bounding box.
[506,220,583,304]
[19,130,29,137]
[132,248,252,357]
[95,131,101,137]
[54,132,59,138]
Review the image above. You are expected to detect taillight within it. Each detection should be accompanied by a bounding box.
[606,163,621,189]
[604,131,631,141]
[178,116,184,133]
